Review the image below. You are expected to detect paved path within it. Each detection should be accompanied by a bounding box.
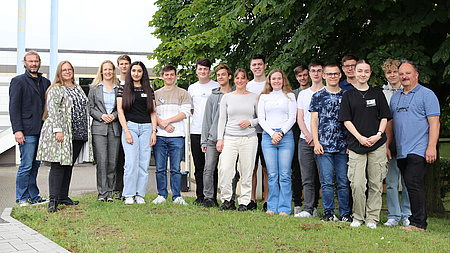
[0,163,196,252]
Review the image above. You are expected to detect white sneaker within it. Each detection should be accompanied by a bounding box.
[296,211,312,218]
[312,207,318,217]
[124,197,134,205]
[402,218,410,226]
[152,195,166,204]
[366,223,377,229]
[18,201,29,207]
[350,221,362,227]
[173,197,188,205]
[384,219,398,226]
[294,206,302,216]
[135,196,146,204]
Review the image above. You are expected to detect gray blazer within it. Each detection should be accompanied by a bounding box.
[88,84,121,136]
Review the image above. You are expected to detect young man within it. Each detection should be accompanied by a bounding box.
[310,62,352,222]
[201,64,236,207]
[296,60,324,218]
[339,54,359,91]
[115,54,131,200]
[188,58,220,205]
[9,51,51,206]
[117,54,131,85]
[291,64,310,216]
[152,65,191,205]
[382,59,411,227]
[388,60,440,232]
[246,54,269,210]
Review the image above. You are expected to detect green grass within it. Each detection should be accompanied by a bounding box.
[439,142,450,158]
[12,194,450,252]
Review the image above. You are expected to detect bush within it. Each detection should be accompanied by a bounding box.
[440,158,450,198]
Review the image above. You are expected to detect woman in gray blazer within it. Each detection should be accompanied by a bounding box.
[88,60,121,202]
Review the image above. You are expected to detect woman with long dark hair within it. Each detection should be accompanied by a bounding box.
[116,61,157,205]
[37,60,93,212]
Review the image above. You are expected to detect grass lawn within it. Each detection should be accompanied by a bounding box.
[12,194,450,252]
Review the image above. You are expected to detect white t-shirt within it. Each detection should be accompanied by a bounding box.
[297,87,323,139]
[246,80,266,95]
[188,80,219,134]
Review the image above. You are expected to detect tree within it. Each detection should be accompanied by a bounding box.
[150,0,450,212]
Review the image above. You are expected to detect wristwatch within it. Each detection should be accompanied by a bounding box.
[377,131,382,136]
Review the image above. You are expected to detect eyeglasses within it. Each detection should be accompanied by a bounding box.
[343,64,356,69]
[325,72,340,77]
[61,68,73,73]
[310,69,322,73]
[395,92,416,113]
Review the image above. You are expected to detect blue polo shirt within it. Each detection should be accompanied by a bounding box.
[339,79,354,91]
[390,84,440,159]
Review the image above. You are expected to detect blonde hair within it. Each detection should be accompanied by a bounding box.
[91,60,119,87]
[260,69,293,100]
[382,59,401,73]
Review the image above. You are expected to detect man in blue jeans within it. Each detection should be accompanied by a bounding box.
[310,62,352,222]
[9,51,50,207]
[152,65,191,205]
[388,60,440,232]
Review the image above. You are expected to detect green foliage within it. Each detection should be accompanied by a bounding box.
[440,157,450,198]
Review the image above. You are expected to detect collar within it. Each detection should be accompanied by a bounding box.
[25,71,42,80]
[401,84,421,94]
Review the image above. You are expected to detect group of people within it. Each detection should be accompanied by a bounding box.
[10,51,439,232]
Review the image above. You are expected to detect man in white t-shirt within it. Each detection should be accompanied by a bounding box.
[296,60,324,218]
[117,54,131,85]
[188,58,220,205]
[246,54,269,211]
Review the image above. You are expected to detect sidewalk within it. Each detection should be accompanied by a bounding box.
[0,163,196,252]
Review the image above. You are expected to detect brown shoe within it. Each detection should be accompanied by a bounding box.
[400,225,426,232]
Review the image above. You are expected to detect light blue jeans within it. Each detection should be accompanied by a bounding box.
[386,157,411,221]
[262,129,294,214]
[16,135,42,203]
[121,121,152,198]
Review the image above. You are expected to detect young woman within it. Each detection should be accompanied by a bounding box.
[258,69,296,216]
[37,60,93,212]
[216,68,258,212]
[116,61,157,205]
[88,60,121,202]
[338,60,391,229]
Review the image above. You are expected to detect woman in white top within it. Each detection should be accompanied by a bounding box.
[216,68,258,212]
[258,69,297,216]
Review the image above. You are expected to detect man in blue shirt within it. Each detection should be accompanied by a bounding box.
[387,60,440,232]
[339,54,359,91]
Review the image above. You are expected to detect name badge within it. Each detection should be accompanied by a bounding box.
[201,93,209,98]
[366,99,376,107]
[159,97,165,103]
[141,93,147,98]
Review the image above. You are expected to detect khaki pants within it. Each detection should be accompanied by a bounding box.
[348,144,387,224]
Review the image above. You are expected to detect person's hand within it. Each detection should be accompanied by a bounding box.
[305,133,313,145]
[216,140,224,153]
[314,142,324,155]
[238,120,251,129]
[150,132,156,146]
[101,114,110,124]
[271,132,283,145]
[165,124,175,133]
[55,132,64,142]
[201,146,207,153]
[425,146,437,163]
[14,131,25,145]
[159,119,170,129]
[367,134,381,146]
[357,135,371,147]
[386,147,392,161]
[125,131,133,144]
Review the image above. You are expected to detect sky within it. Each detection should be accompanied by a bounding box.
[0,0,160,53]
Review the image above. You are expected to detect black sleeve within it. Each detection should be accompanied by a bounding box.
[338,91,352,122]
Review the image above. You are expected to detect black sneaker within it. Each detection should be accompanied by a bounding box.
[193,198,204,206]
[247,200,257,210]
[262,202,267,211]
[219,200,236,210]
[238,204,248,212]
[59,197,79,205]
[340,214,353,222]
[203,198,216,208]
[321,211,338,222]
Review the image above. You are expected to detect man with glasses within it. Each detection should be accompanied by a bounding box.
[339,54,359,91]
[387,60,440,232]
[9,51,51,206]
[295,60,324,218]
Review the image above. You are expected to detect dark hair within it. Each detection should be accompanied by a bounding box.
[341,54,359,64]
[215,64,232,76]
[161,65,177,75]
[234,68,249,80]
[355,59,371,68]
[117,54,131,65]
[308,60,324,70]
[250,54,265,64]
[400,59,419,72]
[324,62,340,70]
[122,61,154,114]
[196,58,212,69]
[294,65,308,75]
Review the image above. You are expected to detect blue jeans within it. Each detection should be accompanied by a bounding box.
[386,157,411,221]
[121,121,152,198]
[16,135,42,203]
[262,130,294,214]
[153,136,184,201]
[317,150,351,216]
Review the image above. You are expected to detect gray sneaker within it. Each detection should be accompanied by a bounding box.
[312,207,318,217]
[294,206,302,216]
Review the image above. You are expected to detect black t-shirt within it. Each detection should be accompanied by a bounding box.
[338,87,392,154]
[117,85,155,123]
